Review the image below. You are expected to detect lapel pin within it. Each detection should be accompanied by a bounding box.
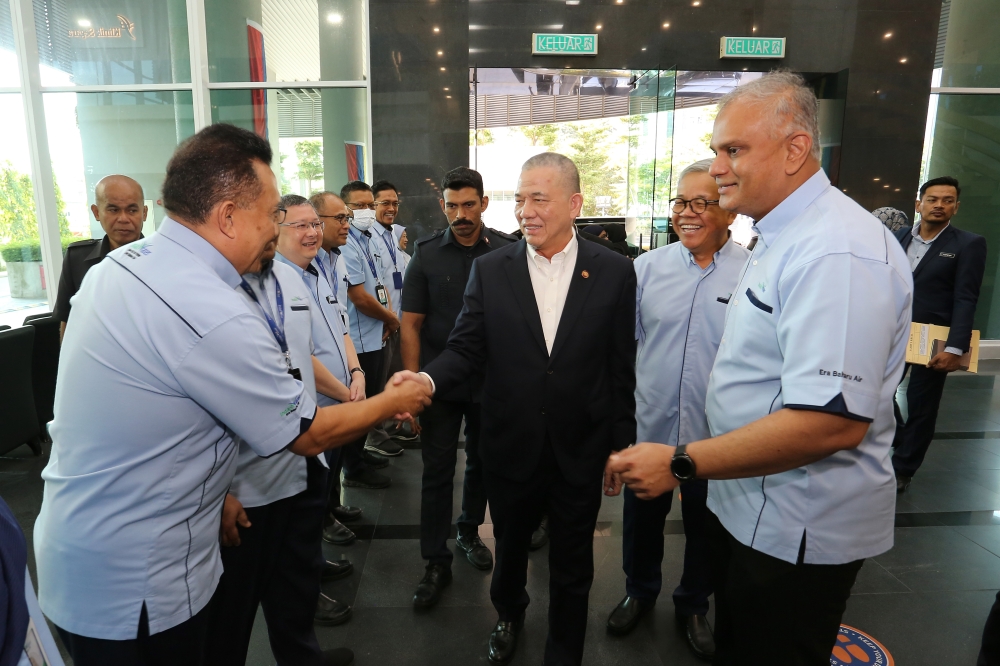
[581,270,590,279]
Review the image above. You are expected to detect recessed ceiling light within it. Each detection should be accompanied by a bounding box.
[692,0,700,5]
[895,188,901,192]
[433,26,440,32]
[443,87,450,91]
[662,22,670,28]
[899,57,908,63]
[440,67,446,71]
[883,184,890,188]
[595,24,603,30]
[641,47,646,51]
[566,0,580,5]
[446,95,452,98]
[884,31,893,39]
[752,26,757,31]
[742,67,748,71]
[77,18,91,27]
[326,12,343,24]
[873,177,880,181]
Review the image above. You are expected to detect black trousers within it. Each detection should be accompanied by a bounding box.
[419,399,487,565]
[707,512,863,666]
[56,594,215,666]
[622,478,713,616]
[485,442,603,666]
[343,349,387,475]
[205,457,329,666]
[980,590,1000,665]
[892,363,949,477]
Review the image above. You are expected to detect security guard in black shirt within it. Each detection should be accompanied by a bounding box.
[54,175,145,339]
[401,167,516,608]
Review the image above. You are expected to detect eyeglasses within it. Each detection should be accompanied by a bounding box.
[669,197,720,215]
[347,202,377,210]
[375,200,401,209]
[271,206,288,225]
[319,214,353,224]
[279,220,325,232]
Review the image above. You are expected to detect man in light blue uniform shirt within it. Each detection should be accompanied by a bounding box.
[607,158,748,661]
[607,73,912,663]
[32,124,431,666]
[205,238,354,666]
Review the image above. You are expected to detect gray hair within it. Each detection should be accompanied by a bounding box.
[717,71,821,161]
[280,193,313,210]
[677,158,716,183]
[521,152,581,194]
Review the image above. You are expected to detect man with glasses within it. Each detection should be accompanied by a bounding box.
[341,181,401,487]
[606,158,747,660]
[372,180,418,445]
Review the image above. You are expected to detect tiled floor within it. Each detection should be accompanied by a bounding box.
[3,373,1000,664]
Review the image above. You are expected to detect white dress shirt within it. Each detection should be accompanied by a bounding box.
[526,231,579,354]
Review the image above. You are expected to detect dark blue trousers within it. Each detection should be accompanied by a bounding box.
[622,478,713,616]
[205,457,329,666]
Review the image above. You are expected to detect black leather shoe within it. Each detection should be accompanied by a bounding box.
[896,474,912,493]
[365,439,404,456]
[678,613,715,661]
[488,618,522,664]
[413,563,452,608]
[331,505,363,523]
[322,559,354,581]
[529,516,549,551]
[457,532,494,571]
[323,519,356,545]
[363,449,389,469]
[321,648,354,666]
[607,595,654,636]
[314,593,352,626]
[343,468,390,489]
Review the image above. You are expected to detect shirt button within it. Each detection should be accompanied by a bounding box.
[752,260,758,265]
[733,299,738,305]
[547,307,552,312]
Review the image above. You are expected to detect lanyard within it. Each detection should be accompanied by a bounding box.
[378,227,398,268]
[306,266,351,378]
[349,229,382,284]
[315,252,339,301]
[239,275,291,370]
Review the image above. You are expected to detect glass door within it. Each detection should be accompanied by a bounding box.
[625,68,676,251]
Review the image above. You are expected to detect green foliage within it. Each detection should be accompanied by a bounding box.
[469,129,495,146]
[295,140,324,188]
[0,161,71,245]
[564,122,623,216]
[520,124,559,148]
[1,236,76,262]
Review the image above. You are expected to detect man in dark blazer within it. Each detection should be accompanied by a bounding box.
[417,152,637,665]
[893,176,987,492]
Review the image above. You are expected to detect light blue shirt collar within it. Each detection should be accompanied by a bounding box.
[679,238,729,269]
[751,169,830,246]
[910,220,949,244]
[157,216,242,288]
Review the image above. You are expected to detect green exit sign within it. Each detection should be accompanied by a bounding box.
[720,36,786,59]
[532,33,598,56]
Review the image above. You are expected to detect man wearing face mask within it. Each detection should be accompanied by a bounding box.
[340,181,400,489]
[54,174,147,340]
[401,167,516,608]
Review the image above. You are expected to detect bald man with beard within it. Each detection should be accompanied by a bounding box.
[54,175,147,339]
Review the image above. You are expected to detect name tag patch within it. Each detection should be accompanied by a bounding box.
[939,252,955,258]
[291,305,310,311]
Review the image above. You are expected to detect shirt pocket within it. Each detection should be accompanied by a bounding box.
[745,287,773,314]
[429,274,463,308]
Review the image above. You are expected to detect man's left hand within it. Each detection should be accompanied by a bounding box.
[928,351,964,373]
[350,374,366,402]
[606,443,679,500]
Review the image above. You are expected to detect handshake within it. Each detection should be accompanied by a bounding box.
[382,370,435,422]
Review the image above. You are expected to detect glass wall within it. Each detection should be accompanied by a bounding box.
[923,0,1000,338]
[0,0,370,322]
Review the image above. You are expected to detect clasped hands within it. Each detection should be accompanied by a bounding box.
[603,443,679,500]
[384,370,433,429]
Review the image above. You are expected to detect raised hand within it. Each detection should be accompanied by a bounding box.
[606,443,679,500]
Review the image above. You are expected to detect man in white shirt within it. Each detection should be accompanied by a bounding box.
[415,153,637,665]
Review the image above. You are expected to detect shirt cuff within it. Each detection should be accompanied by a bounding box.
[419,372,437,395]
[945,346,964,356]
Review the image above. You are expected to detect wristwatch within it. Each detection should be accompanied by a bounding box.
[350,367,365,376]
[671,444,697,482]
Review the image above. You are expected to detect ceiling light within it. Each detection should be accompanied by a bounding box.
[873,177,880,181]
[883,184,890,188]
[595,23,602,30]
[616,0,624,4]
[326,12,343,24]
[566,0,580,5]
[692,0,700,5]
[437,50,444,56]
[752,26,757,32]
[895,188,901,192]
[742,67,748,71]
[446,95,452,98]
[641,47,647,51]
[443,87,450,91]
[440,67,446,71]
[77,18,91,27]
[884,31,893,39]
[899,57,908,63]
[433,26,440,32]
[662,22,670,28]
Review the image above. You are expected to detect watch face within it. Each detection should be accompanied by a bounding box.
[672,455,695,480]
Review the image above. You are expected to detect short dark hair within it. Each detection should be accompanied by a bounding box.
[162,123,272,223]
[919,176,961,199]
[280,194,311,209]
[340,181,372,201]
[371,180,398,199]
[441,167,484,198]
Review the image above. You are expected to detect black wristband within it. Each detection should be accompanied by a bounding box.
[351,367,365,376]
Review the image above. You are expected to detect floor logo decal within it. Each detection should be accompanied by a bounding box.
[831,625,893,665]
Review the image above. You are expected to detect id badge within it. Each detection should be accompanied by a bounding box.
[327,294,338,305]
[288,367,303,381]
[392,271,404,290]
[375,283,389,306]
